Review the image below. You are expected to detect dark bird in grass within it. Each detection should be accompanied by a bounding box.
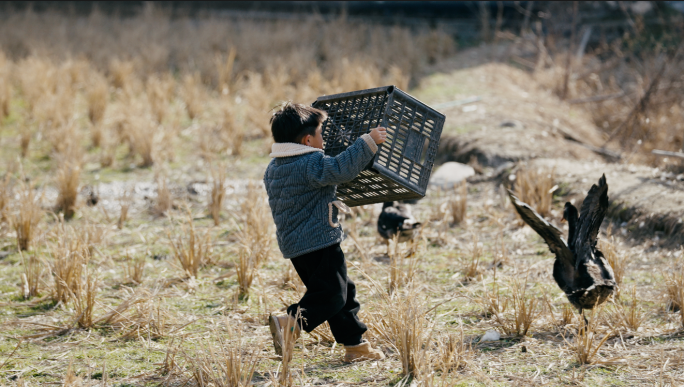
[508,174,616,319]
[83,185,99,206]
[377,201,422,254]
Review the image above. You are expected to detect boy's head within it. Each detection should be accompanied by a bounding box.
[270,102,328,148]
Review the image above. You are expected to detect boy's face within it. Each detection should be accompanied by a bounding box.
[303,124,324,149]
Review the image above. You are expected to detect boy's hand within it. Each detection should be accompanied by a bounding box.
[369,127,387,144]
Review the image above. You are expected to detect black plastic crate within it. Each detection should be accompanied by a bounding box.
[312,85,445,207]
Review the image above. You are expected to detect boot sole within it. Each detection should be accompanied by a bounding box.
[269,315,284,356]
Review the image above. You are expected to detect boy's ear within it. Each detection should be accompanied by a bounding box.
[299,134,310,146]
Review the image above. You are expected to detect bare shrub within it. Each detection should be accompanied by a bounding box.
[513,165,556,218]
[447,181,467,225]
[208,166,226,226]
[13,180,43,251]
[167,210,211,278]
[20,251,43,299]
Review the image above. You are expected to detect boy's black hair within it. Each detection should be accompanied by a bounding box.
[270,102,328,143]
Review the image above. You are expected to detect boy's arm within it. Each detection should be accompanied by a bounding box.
[306,133,381,188]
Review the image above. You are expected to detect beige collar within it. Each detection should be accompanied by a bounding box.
[270,142,324,158]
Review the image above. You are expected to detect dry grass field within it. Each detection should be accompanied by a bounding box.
[1,4,684,387]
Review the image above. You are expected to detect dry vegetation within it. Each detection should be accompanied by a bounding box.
[0,4,682,387]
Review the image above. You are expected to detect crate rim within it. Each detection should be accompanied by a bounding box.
[313,85,446,122]
[314,85,393,104]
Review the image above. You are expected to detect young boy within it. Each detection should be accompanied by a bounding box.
[263,102,387,362]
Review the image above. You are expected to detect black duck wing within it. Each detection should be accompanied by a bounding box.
[575,174,609,265]
[508,191,575,269]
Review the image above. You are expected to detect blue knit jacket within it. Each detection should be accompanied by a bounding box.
[264,134,378,258]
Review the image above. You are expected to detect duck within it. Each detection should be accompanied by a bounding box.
[508,174,616,318]
[377,201,422,253]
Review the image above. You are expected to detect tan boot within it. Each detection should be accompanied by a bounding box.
[268,314,300,357]
[344,340,385,362]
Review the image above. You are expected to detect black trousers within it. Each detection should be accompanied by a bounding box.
[286,243,367,346]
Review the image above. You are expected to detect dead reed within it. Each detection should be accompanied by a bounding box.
[13,180,43,251]
[69,265,98,329]
[49,223,90,304]
[482,277,541,336]
[167,210,211,278]
[0,173,11,224]
[182,73,204,120]
[96,288,173,340]
[388,235,419,295]
[376,288,433,378]
[447,181,468,225]
[236,182,273,267]
[566,307,613,365]
[20,251,43,299]
[0,52,9,120]
[462,234,484,282]
[118,188,132,229]
[208,166,226,226]
[235,245,259,299]
[19,127,31,159]
[663,265,684,327]
[606,286,647,332]
[513,165,556,218]
[125,116,156,168]
[54,149,82,220]
[276,307,303,386]
[87,73,108,146]
[146,73,174,124]
[185,332,261,387]
[154,176,172,217]
[123,252,145,285]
